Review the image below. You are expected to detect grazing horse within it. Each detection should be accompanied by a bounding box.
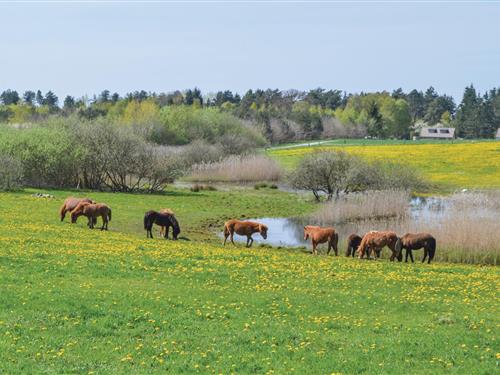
[357,231,402,261]
[345,234,364,257]
[399,232,436,264]
[303,225,338,255]
[158,208,175,237]
[223,219,268,248]
[59,197,95,224]
[71,202,112,230]
[144,210,180,240]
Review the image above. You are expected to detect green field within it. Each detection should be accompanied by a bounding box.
[267,139,500,190]
[0,189,498,373]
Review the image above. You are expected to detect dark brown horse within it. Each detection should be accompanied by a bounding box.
[60,197,94,222]
[399,233,436,264]
[144,210,180,239]
[357,231,402,261]
[71,202,112,230]
[223,219,268,248]
[158,208,175,237]
[303,225,338,255]
[345,234,363,257]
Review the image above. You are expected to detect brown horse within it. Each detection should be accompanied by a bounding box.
[71,202,112,230]
[158,208,175,237]
[345,234,363,257]
[223,219,268,248]
[357,231,402,261]
[303,225,338,255]
[59,197,94,222]
[399,233,436,264]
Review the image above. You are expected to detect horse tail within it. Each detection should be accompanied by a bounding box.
[428,236,436,262]
[108,208,112,221]
[144,213,150,230]
[223,223,230,237]
[395,237,403,257]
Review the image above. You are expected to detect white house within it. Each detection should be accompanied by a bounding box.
[419,127,455,140]
[496,128,500,139]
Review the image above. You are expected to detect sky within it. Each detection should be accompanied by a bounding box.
[1,1,499,101]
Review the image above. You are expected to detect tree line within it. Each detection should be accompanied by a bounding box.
[0,85,499,142]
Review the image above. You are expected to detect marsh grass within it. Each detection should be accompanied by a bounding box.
[187,154,282,182]
[313,190,409,223]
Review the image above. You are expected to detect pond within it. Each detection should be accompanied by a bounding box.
[221,195,498,248]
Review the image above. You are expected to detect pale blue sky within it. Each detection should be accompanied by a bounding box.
[1,1,499,101]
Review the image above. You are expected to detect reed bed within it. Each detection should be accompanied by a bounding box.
[187,155,282,182]
[313,190,409,224]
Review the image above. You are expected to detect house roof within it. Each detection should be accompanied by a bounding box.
[420,127,455,139]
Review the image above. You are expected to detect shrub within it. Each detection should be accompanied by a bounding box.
[190,184,217,192]
[0,154,23,190]
[159,106,266,147]
[289,150,428,200]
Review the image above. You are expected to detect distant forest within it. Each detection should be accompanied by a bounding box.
[0,85,499,144]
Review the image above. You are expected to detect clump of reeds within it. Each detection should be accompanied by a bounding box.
[187,155,282,183]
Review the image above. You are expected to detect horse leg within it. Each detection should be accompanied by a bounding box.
[101,215,106,231]
[312,241,317,255]
[327,241,331,255]
[230,232,236,246]
[409,250,414,263]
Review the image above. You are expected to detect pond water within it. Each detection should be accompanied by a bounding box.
[222,195,498,248]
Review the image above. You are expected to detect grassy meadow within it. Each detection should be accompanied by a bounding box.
[0,188,499,373]
[267,140,500,190]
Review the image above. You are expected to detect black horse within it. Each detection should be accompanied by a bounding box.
[144,210,180,239]
[345,234,363,257]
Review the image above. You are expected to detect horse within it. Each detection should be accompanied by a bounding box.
[59,197,95,224]
[345,234,363,257]
[223,219,268,248]
[357,231,402,261]
[71,202,111,230]
[303,225,338,255]
[158,208,175,237]
[144,210,180,240]
[399,233,436,264]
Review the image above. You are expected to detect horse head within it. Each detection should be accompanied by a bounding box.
[259,224,268,239]
[171,216,181,240]
[70,210,79,223]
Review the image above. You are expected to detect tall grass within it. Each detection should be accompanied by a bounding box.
[187,155,283,183]
[313,190,409,224]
